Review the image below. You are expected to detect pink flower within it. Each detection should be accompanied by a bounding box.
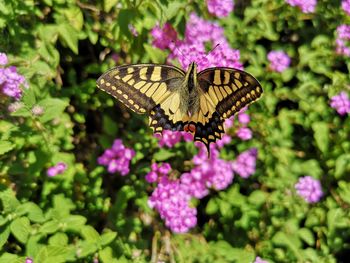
[254,257,269,263]
[336,25,350,57]
[232,148,257,178]
[236,127,252,140]
[342,0,350,16]
[156,130,193,148]
[267,51,291,72]
[151,23,178,50]
[285,0,317,13]
[207,0,234,18]
[98,139,135,176]
[47,162,67,177]
[0,53,8,65]
[295,176,323,203]
[330,91,350,115]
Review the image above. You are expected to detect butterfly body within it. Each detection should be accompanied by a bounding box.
[97,62,263,154]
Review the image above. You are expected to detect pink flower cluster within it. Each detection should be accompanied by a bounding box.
[285,0,317,13]
[330,91,350,116]
[232,148,258,178]
[342,0,350,16]
[148,165,197,233]
[151,13,243,71]
[224,107,253,141]
[154,130,193,148]
[254,257,269,263]
[207,0,234,18]
[267,50,291,72]
[47,162,67,177]
[295,176,323,203]
[146,163,171,183]
[0,52,27,100]
[98,139,135,176]
[336,25,350,57]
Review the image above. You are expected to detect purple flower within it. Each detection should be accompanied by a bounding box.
[47,162,67,177]
[342,0,350,16]
[224,116,235,129]
[148,176,197,233]
[238,107,250,124]
[151,23,178,50]
[98,139,135,176]
[236,127,253,140]
[216,134,232,148]
[25,257,33,263]
[254,257,269,263]
[145,162,171,183]
[285,0,317,13]
[0,53,8,65]
[295,176,323,203]
[336,25,350,57]
[232,148,257,178]
[155,130,193,148]
[207,0,234,18]
[267,51,291,72]
[0,66,27,100]
[330,91,350,115]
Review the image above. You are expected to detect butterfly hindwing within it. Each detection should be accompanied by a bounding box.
[97,64,186,114]
[190,68,263,150]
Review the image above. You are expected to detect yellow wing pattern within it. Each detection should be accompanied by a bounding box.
[190,68,263,149]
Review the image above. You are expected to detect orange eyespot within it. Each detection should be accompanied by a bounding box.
[184,124,196,133]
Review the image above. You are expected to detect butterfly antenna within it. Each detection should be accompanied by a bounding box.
[205,43,220,58]
[170,40,192,66]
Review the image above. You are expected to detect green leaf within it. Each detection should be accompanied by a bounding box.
[40,220,60,234]
[153,148,176,161]
[38,98,68,123]
[0,253,22,263]
[272,231,302,260]
[248,190,268,207]
[81,225,100,242]
[143,43,168,63]
[15,202,45,223]
[58,23,79,54]
[10,217,31,243]
[312,122,329,153]
[0,189,20,213]
[335,154,350,179]
[78,241,98,257]
[49,233,69,246]
[338,181,350,205]
[22,87,36,108]
[99,247,118,263]
[0,225,10,249]
[100,231,117,246]
[104,0,118,12]
[298,228,315,246]
[206,198,219,215]
[61,215,87,231]
[0,140,15,155]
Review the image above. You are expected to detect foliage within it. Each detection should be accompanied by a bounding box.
[0,0,350,262]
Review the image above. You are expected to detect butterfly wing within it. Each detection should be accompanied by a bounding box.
[97,64,188,133]
[192,68,263,149]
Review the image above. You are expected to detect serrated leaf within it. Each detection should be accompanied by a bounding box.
[0,225,10,249]
[49,233,68,246]
[81,225,100,241]
[104,0,118,12]
[61,215,87,231]
[0,189,20,213]
[298,228,315,246]
[153,148,176,161]
[10,217,31,243]
[15,202,45,223]
[58,23,79,54]
[38,98,68,123]
[312,122,329,153]
[0,141,15,155]
[78,241,98,257]
[99,247,118,263]
[100,232,117,246]
[335,154,350,179]
[40,220,60,234]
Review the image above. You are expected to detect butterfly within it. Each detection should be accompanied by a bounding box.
[97,62,263,155]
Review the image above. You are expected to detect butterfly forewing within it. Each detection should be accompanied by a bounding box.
[97,64,186,114]
[97,64,189,133]
[190,68,263,150]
